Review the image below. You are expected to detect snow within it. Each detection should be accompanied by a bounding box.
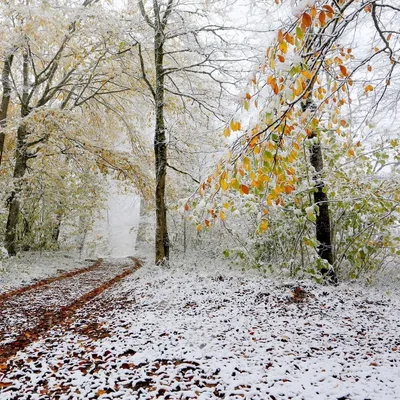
[0,251,93,295]
[1,253,400,399]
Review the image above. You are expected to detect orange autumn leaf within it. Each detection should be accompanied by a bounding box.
[267,75,275,85]
[286,33,295,45]
[339,65,348,77]
[241,184,250,195]
[284,184,295,194]
[302,12,312,28]
[318,11,326,26]
[323,4,334,13]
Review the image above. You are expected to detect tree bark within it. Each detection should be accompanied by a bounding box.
[0,54,14,167]
[303,97,337,283]
[5,53,30,256]
[154,29,169,264]
[5,124,29,255]
[309,136,336,282]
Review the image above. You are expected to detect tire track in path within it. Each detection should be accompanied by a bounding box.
[0,257,142,366]
[0,258,102,303]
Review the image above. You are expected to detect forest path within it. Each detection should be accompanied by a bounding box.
[0,257,142,365]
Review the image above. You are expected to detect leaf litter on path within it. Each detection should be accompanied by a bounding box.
[0,257,142,365]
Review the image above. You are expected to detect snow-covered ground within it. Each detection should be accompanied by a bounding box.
[1,254,400,399]
[0,251,93,295]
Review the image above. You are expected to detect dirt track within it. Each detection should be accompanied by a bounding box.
[0,257,142,364]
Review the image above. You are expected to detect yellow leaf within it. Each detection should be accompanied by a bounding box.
[230,121,241,131]
[259,219,269,232]
[221,179,229,191]
[365,84,374,93]
[301,70,313,80]
[243,157,251,171]
[347,149,355,157]
[230,178,239,189]
[279,41,288,54]
[223,127,231,137]
[223,202,230,209]
[220,211,225,221]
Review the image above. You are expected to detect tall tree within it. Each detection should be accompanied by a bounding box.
[133,0,254,264]
[0,53,14,167]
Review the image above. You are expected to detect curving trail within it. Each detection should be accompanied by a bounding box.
[0,257,142,365]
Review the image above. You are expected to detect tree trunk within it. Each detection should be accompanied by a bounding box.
[52,212,63,246]
[309,136,336,283]
[154,30,169,264]
[0,54,14,167]
[5,123,29,255]
[5,53,30,256]
[302,97,337,283]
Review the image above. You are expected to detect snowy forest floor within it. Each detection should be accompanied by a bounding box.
[0,253,399,400]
